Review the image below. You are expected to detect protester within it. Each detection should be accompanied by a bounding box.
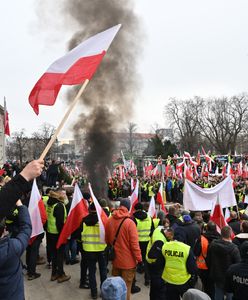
[182,288,211,300]
[0,159,44,219]
[81,202,107,299]
[0,199,32,300]
[46,189,71,283]
[225,241,248,300]
[233,220,248,251]
[207,226,241,300]
[105,198,142,300]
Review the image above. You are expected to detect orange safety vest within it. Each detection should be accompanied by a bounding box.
[196,235,208,270]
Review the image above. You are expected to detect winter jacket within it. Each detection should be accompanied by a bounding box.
[225,261,248,300]
[0,174,31,219]
[207,239,241,288]
[46,197,66,233]
[0,205,32,300]
[105,206,142,269]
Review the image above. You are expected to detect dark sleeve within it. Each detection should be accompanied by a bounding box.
[150,217,155,237]
[232,246,241,264]
[13,205,32,256]
[71,222,84,240]
[148,240,164,259]
[225,266,234,293]
[54,203,65,233]
[186,249,198,275]
[0,174,31,219]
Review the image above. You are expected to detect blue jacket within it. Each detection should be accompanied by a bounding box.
[0,205,32,300]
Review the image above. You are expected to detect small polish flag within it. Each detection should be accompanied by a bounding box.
[224,207,231,223]
[148,196,156,218]
[156,182,167,214]
[129,179,139,214]
[56,184,89,248]
[89,183,108,242]
[29,24,121,114]
[210,196,228,233]
[28,179,46,239]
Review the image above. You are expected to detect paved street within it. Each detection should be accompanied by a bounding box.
[24,243,149,300]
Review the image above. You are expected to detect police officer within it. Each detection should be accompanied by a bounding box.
[161,229,198,300]
[146,218,170,300]
[225,241,248,300]
[81,202,107,299]
[133,202,154,285]
[46,189,70,283]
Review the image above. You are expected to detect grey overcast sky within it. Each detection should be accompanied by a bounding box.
[1,0,248,139]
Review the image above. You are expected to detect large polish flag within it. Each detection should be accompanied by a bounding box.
[129,179,139,215]
[156,182,167,214]
[89,183,108,243]
[56,184,89,248]
[28,179,46,239]
[29,24,121,114]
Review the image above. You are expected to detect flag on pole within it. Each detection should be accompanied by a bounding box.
[156,182,167,213]
[129,179,139,214]
[56,184,89,248]
[28,179,46,239]
[148,196,156,218]
[29,24,121,114]
[89,183,108,242]
[224,207,231,223]
[210,196,228,233]
[4,98,10,136]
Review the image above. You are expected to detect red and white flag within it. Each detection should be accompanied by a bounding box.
[210,196,228,233]
[131,177,134,192]
[148,196,156,218]
[56,184,89,248]
[156,182,167,214]
[129,179,139,214]
[224,207,231,223]
[4,98,10,136]
[29,24,121,114]
[89,183,108,242]
[28,179,46,238]
[183,151,191,159]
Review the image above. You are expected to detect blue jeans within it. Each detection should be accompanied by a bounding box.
[214,285,233,300]
[65,239,77,262]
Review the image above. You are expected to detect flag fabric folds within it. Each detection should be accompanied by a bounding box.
[88,183,108,243]
[56,184,88,248]
[183,176,237,211]
[129,179,139,214]
[28,179,46,239]
[29,24,121,114]
[210,197,228,233]
[148,196,156,218]
[156,182,167,214]
[4,110,10,136]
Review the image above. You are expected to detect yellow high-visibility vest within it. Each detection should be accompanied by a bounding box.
[47,203,67,234]
[136,216,152,242]
[81,223,106,252]
[146,227,167,264]
[162,241,191,285]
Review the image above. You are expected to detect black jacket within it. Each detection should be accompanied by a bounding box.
[47,197,66,233]
[207,239,241,287]
[133,210,154,238]
[0,174,31,219]
[225,261,248,300]
[233,233,248,252]
[0,206,32,300]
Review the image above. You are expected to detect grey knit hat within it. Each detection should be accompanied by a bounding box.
[120,198,131,211]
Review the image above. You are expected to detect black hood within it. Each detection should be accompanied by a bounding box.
[47,197,60,206]
[204,231,221,243]
[133,210,148,220]
[211,239,237,255]
[83,213,98,226]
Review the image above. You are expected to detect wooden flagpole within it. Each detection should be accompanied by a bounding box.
[39,79,89,160]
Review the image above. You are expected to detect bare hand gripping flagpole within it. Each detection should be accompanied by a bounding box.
[39,79,89,160]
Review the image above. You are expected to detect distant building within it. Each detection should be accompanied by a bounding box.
[156,128,174,142]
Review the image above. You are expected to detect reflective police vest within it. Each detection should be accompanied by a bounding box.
[46,203,67,234]
[146,227,167,264]
[196,235,208,270]
[81,223,107,252]
[162,241,191,285]
[42,195,49,207]
[136,216,152,242]
[148,186,155,197]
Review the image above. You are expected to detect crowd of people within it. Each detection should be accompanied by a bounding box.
[1,157,248,300]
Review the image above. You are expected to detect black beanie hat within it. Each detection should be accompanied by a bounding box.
[120,198,131,211]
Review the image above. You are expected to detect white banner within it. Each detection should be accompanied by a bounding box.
[183,176,237,211]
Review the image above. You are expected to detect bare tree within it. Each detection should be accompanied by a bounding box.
[165,97,203,154]
[6,129,28,164]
